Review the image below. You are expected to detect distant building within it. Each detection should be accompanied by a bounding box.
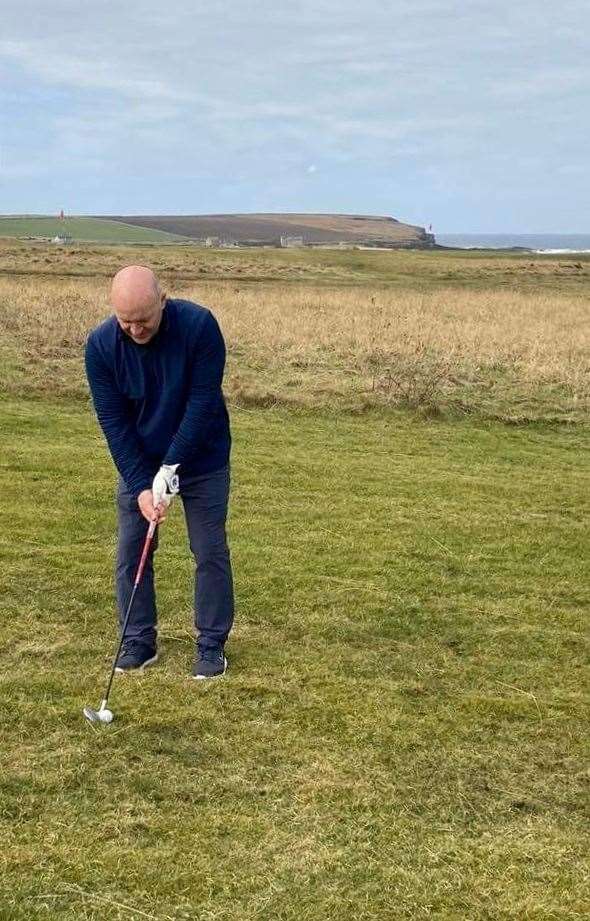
[51,234,71,245]
[205,236,220,247]
[280,235,304,248]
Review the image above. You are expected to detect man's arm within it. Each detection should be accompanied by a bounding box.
[162,310,226,469]
[84,336,155,499]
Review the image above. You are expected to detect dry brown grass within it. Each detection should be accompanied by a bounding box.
[1,274,590,420]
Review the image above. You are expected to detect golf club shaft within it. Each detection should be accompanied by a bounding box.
[102,517,158,705]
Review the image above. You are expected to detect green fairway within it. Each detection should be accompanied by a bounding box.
[0,216,190,244]
[0,397,588,919]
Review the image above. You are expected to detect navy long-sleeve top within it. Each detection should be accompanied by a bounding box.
[84,298,231,499]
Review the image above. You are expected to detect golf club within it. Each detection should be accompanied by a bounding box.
[83,516,158,725]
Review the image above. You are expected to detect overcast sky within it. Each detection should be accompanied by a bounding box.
[0,0,588,231]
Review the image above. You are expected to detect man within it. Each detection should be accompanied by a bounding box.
[84,265,234,679]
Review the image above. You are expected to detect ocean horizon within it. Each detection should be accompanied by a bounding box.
[436,233,590,254]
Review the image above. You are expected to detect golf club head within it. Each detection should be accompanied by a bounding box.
[83,704,114,725]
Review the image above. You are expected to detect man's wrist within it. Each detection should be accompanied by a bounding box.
[131,481,153,501]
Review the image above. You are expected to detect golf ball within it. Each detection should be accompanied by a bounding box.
[100,709,114,724]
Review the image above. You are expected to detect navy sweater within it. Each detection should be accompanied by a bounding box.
[84,299,231,499]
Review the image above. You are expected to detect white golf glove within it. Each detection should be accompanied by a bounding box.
[152,463,180,510]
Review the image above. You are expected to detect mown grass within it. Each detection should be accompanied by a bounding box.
[0,397,588,919]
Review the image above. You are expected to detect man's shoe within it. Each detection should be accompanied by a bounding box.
[115,639,158,673]
[192,646,227,680]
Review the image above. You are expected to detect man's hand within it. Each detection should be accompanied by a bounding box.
[138,489,167,524]
[152,464,180,510]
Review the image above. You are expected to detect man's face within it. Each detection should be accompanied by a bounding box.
[114,291,166,344]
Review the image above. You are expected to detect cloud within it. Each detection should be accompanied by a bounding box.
[0,0,588,227]
[0,40,206,106]
[489,66,590,100]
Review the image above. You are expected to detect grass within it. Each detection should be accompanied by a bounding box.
[0,237,589,294]
[0,241,588,918]
[0,216,189,244]
[0,398,588,919]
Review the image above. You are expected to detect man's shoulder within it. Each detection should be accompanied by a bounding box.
[168,300,224,356]
[86,315,117,354]
[168,298,211,330]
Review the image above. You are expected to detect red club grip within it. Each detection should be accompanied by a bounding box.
[133,519,157,587]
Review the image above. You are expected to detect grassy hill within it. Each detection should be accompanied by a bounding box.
[0,216,190,244]
[99,212,435,247]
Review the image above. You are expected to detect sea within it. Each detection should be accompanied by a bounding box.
[436,234,590,254]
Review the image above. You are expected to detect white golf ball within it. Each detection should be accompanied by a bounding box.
[99,709,114,724]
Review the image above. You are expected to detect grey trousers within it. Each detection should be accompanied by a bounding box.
[115,464,234,651]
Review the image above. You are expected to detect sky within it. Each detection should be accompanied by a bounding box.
[0,0,588,232]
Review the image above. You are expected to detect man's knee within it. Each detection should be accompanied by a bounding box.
[189,527,229,563]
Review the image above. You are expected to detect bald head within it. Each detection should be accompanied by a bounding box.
[110,265,166,345]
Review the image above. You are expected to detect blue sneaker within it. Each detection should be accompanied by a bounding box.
[115,639,158,673]
[192,646,227,680]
